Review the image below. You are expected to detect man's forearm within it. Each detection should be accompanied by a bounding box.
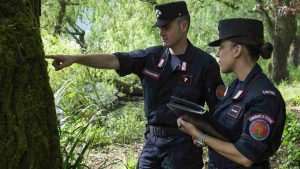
[73,54,120,70]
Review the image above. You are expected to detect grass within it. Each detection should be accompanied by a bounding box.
[278,82,300,107]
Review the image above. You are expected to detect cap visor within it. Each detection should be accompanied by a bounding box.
[208,39,222,47]
[152,19,171,28]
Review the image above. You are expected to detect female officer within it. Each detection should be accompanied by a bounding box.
[177,18,286,169]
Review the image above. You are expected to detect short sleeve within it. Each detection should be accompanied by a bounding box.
[233,95,285,163]
[113,49,148,77]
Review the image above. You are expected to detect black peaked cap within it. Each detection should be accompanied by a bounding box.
[153,1,189,28]
[208,18,264,47]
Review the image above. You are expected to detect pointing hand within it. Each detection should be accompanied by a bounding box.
[45,55,74,71]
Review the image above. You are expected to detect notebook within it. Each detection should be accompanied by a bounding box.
[167,96,233,141]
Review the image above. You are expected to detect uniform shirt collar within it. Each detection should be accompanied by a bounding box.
[167,39,194,71]
[227,64,262,100]
[241,64,262,87]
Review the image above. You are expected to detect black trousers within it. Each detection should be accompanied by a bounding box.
[137,133,203,169]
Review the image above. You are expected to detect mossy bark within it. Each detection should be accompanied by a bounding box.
[268,15,297,83]
[0,1,62,169]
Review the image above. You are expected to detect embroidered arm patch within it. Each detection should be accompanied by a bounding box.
[248,113,275,141]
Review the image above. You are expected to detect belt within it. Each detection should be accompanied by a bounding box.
[148,125,185,137]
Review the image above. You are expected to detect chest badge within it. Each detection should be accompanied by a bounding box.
[142,68,160,80]
[179,74,192,85]
[227,105,242,118]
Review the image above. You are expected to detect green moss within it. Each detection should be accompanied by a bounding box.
[0,1,62,168]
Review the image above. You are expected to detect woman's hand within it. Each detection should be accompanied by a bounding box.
[177,118,203,140]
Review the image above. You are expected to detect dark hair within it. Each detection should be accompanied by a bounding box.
[260,42,273,59]
[243,42,273,60]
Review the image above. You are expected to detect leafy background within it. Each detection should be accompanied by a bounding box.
[41,0,299,168]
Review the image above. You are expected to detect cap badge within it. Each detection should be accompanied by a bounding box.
[156,10,162,18]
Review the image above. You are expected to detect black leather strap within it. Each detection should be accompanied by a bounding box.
[148,125,185,137]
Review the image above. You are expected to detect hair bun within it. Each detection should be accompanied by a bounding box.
[260,42,273,59]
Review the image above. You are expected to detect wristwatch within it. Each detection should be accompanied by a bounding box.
[194,134,208,147]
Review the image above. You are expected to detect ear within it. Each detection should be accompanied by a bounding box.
[181,20,188,33]
[233,45,242,58]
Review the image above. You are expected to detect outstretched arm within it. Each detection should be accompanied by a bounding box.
[45,54,120,71]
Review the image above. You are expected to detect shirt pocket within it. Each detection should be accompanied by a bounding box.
[222,104,245,137]
[142,76,163,110]
[173,84,201,101]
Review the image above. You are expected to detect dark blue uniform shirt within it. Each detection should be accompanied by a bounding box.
[209,64,286,169]
[114,41,223,127]
[114,40,223,169]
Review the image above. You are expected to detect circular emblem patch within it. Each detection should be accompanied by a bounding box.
[216,85,226,100]
[249,119,270,141]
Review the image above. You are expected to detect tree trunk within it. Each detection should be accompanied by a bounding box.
[290,35,300,67]
[0,1,62,169]
[269,15,297,83]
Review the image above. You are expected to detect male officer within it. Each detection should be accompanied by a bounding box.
[46,1,223,168]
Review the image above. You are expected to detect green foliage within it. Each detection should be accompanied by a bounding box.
[289,95,300,106]
[41,0,261,52]
[107,102,145,144]
[275,109,300,168]
[41,0,61,32]
[289,65,300,82]
[278,82,300,106]
[122,146,138,169]
[59,115,94,169]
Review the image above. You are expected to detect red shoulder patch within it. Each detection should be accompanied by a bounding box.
[216,85,226,100]
[249,119,270,141]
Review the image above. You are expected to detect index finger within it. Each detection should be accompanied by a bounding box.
[45,55,55,59]
[46,55,64,60]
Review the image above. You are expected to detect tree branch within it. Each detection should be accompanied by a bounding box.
[255,0,276,39]
[65,18,87,50]
[65,27,87,50]
[53,0,67,35]
[53,0,80,36]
